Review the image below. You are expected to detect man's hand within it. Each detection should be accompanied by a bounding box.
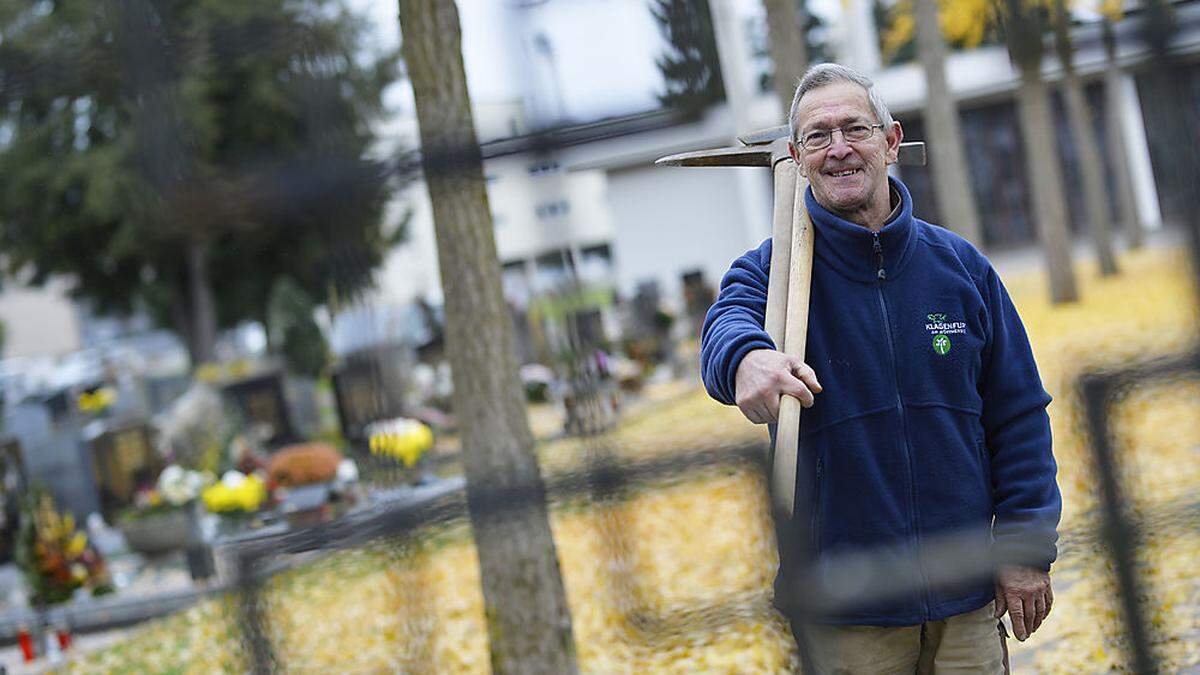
[994,565,1053,641]
[733,349,822,424]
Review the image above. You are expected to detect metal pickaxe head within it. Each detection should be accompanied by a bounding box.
[655,124,926,168]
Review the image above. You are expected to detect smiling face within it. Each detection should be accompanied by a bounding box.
[788,81,902,229]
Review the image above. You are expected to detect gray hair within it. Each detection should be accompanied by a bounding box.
[787,63,894,143]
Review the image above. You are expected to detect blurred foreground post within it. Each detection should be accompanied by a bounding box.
[398,1,579,673]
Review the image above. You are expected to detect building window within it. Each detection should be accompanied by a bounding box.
[527,160,561,176]
[535,200,570,219]
[533,249,575,293]
[501,260,531,308]
[578,244,613,285]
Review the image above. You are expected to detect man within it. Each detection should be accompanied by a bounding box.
[700,63,1061,673]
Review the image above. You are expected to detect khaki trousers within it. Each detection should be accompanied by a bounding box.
[799,601,1008,674]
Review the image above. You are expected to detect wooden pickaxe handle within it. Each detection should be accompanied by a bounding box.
[771,169,815,520]
[764,159,796,346]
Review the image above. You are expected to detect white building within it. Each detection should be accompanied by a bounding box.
[370,0,1191,360]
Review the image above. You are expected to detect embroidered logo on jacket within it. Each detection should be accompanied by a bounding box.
[925,312,967,356]
[932,334,952,355]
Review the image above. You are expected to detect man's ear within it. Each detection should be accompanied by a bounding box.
[884,121,903,165]
[789,141,806,177]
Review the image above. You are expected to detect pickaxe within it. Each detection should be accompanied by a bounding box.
[656,125,926,519]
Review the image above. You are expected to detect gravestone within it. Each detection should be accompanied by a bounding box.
[3,402,101,522]
[568,307,607,353]
[285,377,320,440]
[681,269,716,338]
[331,345,407,444]
[221,370,297,446]
[87,422,162,522]
[144,374,191,414]
[631,281,673,338]
[625,280,674,364]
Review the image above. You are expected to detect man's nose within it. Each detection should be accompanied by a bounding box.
[826,129,853,159]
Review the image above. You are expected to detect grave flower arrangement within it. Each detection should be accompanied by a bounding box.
[120,465,213,521]
[266,443,350,524]
[16,490,113,605]
[267,443,343,488]
[201,471,268,514]
[117,465,214,555]
[366,418,434,468]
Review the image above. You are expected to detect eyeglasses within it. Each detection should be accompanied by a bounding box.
[798,123,885,150]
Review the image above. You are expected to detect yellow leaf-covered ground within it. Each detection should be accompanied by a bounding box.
[70,245,1200,673]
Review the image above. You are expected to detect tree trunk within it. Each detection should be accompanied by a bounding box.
[1014,69,1080,303]
[1004,0,1078,303]
[170,285,197,365]
[1054,0,1118,276]
[913,0,984,247]
[762,0,809,116]
[1101,19,1143,249]
[397,2,579,674]
[1060,74,1119,275]
[185,239,218,364]
[260,307,274,354]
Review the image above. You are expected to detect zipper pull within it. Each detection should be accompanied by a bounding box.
[872,232,887,280]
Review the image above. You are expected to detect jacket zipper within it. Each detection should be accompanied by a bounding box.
[872,232,932,620]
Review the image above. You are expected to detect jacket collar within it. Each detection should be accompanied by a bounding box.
[805,176,918,283]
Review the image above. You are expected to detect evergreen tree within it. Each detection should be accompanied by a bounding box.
[269,278,329,379]
[651,0,726,114]
[0,0,400,364]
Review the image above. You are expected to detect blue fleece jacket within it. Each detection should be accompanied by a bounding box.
[700,178,1061,626]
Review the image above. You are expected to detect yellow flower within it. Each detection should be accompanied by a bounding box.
[203,473,267,513]
[194,363,223,383]
[66,532,87,558]
[237,475,268,511]
[368,420,434,467]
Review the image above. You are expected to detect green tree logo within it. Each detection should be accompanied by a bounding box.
[933,334,952,356]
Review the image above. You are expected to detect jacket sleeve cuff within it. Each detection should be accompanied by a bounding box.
[721,334,775,404]
[992,536,1056,572]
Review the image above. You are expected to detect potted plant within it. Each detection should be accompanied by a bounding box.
[116,465,212,556]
